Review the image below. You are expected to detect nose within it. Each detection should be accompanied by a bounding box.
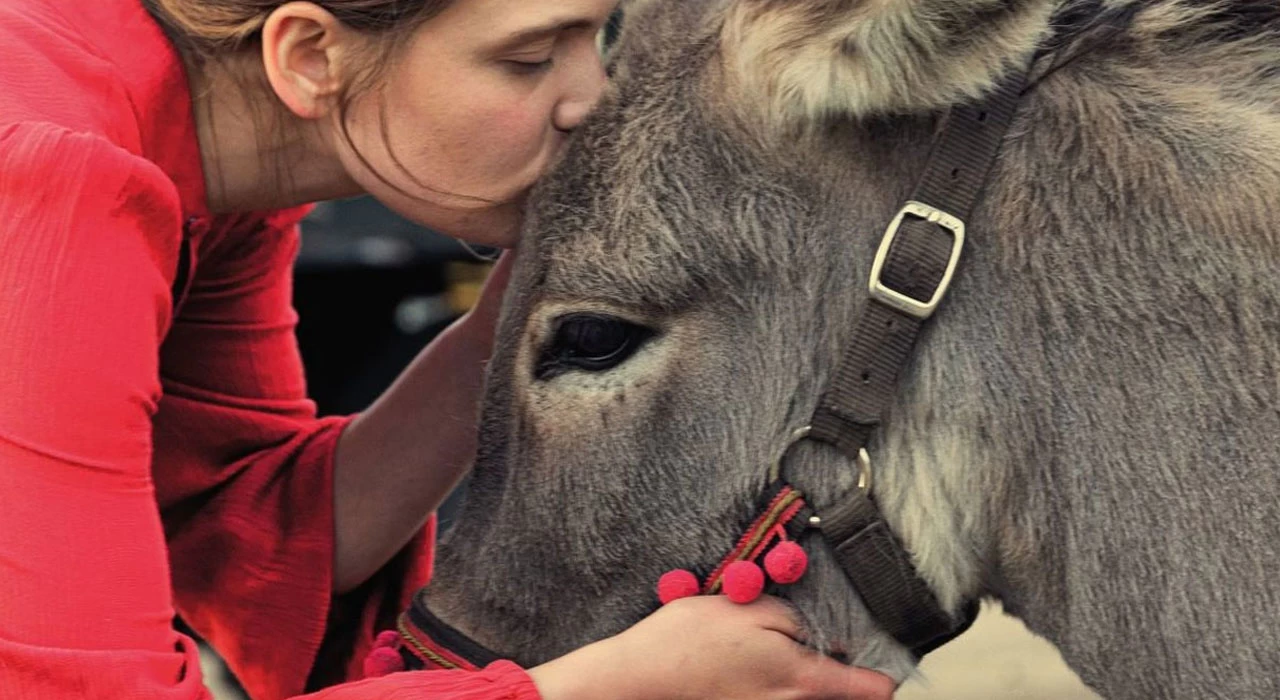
[553,49,607,132]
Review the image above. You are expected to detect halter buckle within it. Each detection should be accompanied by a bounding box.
[869,200,966,319]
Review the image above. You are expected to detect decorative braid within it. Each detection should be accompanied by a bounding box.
[397,613,481,671]
[703,487,805,594]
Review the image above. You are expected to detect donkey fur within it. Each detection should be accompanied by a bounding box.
[426,1,1280,698]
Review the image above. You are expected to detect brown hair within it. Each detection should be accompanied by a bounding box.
[141,0,454,61]
[141,0,468,205]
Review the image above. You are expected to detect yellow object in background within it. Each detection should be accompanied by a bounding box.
[446,261,495,315]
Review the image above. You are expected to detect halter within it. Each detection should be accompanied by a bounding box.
[371,0,1134,677]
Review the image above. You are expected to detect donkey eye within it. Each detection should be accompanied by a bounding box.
[537,314,652,379]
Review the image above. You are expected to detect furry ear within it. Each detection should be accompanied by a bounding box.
[721,0,1056,123]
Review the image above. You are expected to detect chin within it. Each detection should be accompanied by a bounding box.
[435,201,525,249]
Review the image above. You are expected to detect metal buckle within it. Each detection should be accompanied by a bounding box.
[869,200,965,319]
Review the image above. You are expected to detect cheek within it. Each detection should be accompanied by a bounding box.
[407,92,555,195]
[465,94,555,163]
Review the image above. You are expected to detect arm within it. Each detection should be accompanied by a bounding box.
[0,122,211,698]
[0,122,542,700]
[151,198,520,695]
[331,254,511,593]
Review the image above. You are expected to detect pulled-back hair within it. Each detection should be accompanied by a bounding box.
[141,0,454,59]
[140,0,468,205]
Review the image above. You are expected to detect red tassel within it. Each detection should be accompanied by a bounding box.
[374,630,401,649]
[363,646,405,678]
[764,541,809,585]
[722,561,765,604]
[657,569,701,604]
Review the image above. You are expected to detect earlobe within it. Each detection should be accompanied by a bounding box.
[261,1,347,120]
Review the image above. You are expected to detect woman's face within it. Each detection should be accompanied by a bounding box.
[334,0,616,247]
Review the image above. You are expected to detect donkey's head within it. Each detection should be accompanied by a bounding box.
[429,0,1058,678]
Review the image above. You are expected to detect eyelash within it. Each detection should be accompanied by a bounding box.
[506,58,554,75]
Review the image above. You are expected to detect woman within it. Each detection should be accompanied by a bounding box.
[0,0,896,698]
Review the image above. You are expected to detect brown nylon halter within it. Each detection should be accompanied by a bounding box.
[793,0,1138,655]
[793,68,1033,656]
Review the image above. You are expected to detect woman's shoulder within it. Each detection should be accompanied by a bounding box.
[0,121,184,258]
[0,0,211,223]
[0,1,142,142]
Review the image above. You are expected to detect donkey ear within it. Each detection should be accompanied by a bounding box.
[721,0,1054,123]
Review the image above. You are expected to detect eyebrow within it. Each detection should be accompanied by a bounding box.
[495,17,596,50]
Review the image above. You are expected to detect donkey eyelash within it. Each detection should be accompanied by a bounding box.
[534,313,655,380]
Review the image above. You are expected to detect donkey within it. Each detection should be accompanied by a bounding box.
[423,1,1280,697]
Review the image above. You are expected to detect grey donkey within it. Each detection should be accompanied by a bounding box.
[424,0,1280,697]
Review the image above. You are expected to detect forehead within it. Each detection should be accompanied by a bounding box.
[523,37,809,313]
[426,0,619,49]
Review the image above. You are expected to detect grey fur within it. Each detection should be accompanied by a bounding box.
[426,1,1280,697]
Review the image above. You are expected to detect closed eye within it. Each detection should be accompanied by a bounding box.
[535,313,653,380]
[505,58,554,75]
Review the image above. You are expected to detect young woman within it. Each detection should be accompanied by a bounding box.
[0,0,896,698]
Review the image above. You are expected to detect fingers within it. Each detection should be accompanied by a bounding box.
[799,655,897,700]
[711,591,798,639]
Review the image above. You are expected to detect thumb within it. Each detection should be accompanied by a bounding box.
[799,655,897,700]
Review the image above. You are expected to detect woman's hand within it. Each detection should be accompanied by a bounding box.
[528,596,896,700]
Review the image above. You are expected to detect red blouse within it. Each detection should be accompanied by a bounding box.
[0,1,537,698]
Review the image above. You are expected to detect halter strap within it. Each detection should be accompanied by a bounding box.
[805,0,1135,658]
[398,593,501,671]
[805,70,1028,657]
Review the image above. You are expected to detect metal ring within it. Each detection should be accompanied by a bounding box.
[768,426,812,482]
[768,425,873,495]
[856,448,872,494]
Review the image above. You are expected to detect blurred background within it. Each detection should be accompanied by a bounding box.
[194,199,1099,699]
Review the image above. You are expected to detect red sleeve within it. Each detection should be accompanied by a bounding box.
[0,122,541,700]
[148,202,353,699]
[0,121,205,697]
[296,662,541,700]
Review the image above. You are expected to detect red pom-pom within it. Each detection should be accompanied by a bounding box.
[722,561,765,604]
[764,541,809,585]
[658,569,701,604]
[363,646,404,678]
[374,630,401,649]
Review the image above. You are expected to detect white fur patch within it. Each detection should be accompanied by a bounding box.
[721,0,1055,124]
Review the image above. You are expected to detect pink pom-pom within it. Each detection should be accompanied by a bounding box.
[363,646,405,678]
[764,541,809,585]
[374,630,401,649]
[722,561,765,604]
[657,569,701,604]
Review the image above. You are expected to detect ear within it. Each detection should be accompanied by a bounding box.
[721,0,1055,124]
[261,1,353,120]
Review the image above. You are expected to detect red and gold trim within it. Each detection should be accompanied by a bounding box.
[385,481,814,676]
[702,485,807,594]
[396,609,487,672]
